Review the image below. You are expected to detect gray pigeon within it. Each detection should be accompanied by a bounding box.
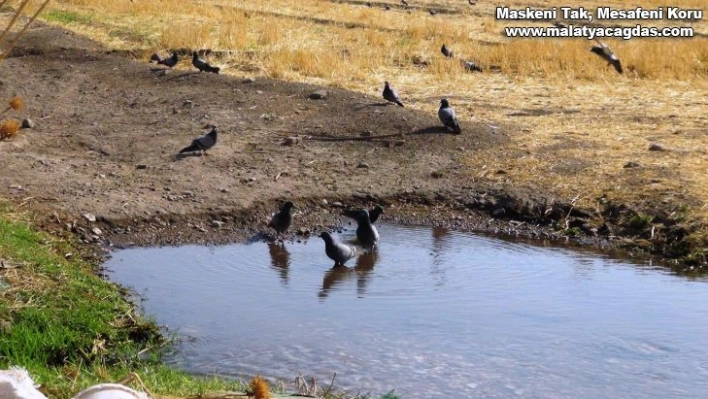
[319,231,357,267]
[462,60,483,72]
[192,51,220,74]
[441,44,453,58]
[590,41,623,74]
[343,205,384,224]
[383,81,404,107]
[351,209,379,248]
[179,125,218,155]
[438,98,461,134]
[268,201,295,236]
[157,52,179,68]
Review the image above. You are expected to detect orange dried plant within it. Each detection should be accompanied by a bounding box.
[0,118,21,140]
[8,96,23,111]
[248,375,270,399]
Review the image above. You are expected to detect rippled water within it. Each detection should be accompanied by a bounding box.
[105,224,708,398]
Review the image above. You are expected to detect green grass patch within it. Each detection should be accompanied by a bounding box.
[43,10,94,25]
[0,200,245,398]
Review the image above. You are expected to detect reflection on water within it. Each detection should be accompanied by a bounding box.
[267,242,291,286]
[319,249,378,300]
[105,223,708,399]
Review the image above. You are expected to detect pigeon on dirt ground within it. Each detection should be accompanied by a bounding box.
[462,60,483,72]
[342,205,384,224]
[590,41,623,74]
[268,201,296,236]
[192,51,220,74]
[383,82,404,107]
[441,44,453,58]
[157,52,179,68]
[319,231,357,267]
[179,125,218,155]
[438,98,461,134]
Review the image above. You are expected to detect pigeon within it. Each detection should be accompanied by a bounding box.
[441,44,453,58]
[192,51,220,74]
[319,231,357,267]
[368,204,384,224]
[462,60,483,72]
[157,52,179,68]
[178,125,218,155]
[383,81,404,107]
[401,0,408,6]
[347,209,379,248]
[342,204,384,224]
[438,98,461,134]
[268,201,295,236]
[590,41,623,74]
[429,9,438,15]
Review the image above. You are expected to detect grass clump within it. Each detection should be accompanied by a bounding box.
[0,200,245,398]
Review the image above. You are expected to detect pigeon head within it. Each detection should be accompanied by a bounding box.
[373,204,384,214]
[319,231,332,241]
[440,98,450,108]
[384,81,390,88]
[282,201,295,211]
[192,51,199,59]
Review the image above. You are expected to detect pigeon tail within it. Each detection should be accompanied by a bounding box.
[179,143,200,154]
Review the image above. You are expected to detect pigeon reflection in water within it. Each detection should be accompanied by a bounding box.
[267,242,291,286]
[318,249,378,301]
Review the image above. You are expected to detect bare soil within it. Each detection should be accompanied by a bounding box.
[0,20,704,271]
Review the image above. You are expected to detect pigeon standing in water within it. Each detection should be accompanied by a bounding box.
[590,41,623,74]
[382,82,404,107]
[319,232,357,267]
[342,205,384,224]
[192,51,220,74]
[268,201,296,238]
[345,209,379,249]
[441,44,454,58]
[438,98,461,134]
[179,125,218,155]
[157,52,179,68]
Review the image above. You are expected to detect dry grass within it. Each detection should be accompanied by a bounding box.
[17,0,708,223]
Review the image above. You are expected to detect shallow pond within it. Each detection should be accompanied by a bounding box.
[105,223,708,398]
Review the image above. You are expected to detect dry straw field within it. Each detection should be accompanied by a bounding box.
[14,0,708,225]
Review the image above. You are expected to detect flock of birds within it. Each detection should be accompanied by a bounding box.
[268,201,385,267]
[150,50,221,74]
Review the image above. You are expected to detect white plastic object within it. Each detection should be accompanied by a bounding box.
[0,367,48,399]
[73,383,149,399]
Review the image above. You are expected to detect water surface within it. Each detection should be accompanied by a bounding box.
[105,224,708,398]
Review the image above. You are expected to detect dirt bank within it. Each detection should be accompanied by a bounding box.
[0,20,704,271]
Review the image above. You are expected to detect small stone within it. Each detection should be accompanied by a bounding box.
[219,187,229,193]
[83,213,96,222]
[322,199,328,205]
[183,191,194,197]
[648,143,665,151]
[281,136,300,146]
[356,162,370,169]
[21,118,35,129]
[297,227,311,235]
[332,201,343,207]
[623,161,640,168]
[64,253,73,259]
[309,90,328,100]
[211,220,224,228]
[136,164,147,170]
[242,78,255,83]
[91,227,102,236]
